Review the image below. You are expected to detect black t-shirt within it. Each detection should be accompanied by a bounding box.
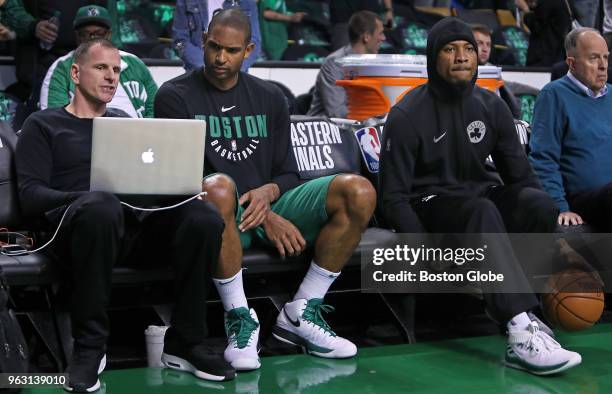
[154,69,299,195]
[15,107,118,216]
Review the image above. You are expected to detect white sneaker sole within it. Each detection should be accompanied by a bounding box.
[505,353,582,376]
[162,353,233,381]
[63,354,106,392]
[272,327,357,359]
[229,356,261,371]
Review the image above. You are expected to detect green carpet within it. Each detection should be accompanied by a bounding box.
[24,323,612,393]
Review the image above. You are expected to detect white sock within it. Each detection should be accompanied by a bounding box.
[293,262,340,301]
[213,269,248,311]
[507,311,532,332]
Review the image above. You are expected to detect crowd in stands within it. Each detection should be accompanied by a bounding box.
[4,0,612,392]
[0,0,608,128]
[0,2,601,102]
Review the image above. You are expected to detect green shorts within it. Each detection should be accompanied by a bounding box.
[206,174,338,249]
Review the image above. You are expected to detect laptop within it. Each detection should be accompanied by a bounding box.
[90,117,206,203]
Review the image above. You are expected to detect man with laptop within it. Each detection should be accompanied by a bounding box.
[16,38,235,392]
[155,9,376,372]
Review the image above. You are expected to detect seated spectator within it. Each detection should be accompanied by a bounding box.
[530,28,612,229]
[308,10,385,119]
[550,33,612,83]
[471,23,521,118]
[1,0,59,101]
[329,0,393,51]
[172,0,261,71]
[516,0,571,66]
[258,0,306,60]
[40,5,157,118]
[16,38,232,391]
[379,17,581,376]
[155,9,376,372]
[0,0,57,43]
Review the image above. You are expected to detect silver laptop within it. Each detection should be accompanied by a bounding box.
[90,117,206,201]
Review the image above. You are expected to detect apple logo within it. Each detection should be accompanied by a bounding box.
[141,148,154,164]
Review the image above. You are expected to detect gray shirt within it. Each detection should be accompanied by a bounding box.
[308,45,354,118]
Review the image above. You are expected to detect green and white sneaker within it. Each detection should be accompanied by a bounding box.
[224,307,260,371]
[272,298,357,359]
[506,321,581,375]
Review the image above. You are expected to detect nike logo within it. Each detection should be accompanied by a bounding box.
[221,105,236,112]
[433,132,446,143]
[284,309,300,327]
[421,194,437,203]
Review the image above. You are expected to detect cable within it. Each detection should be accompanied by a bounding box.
[1,203,73,256]
[0,192,208,256]
[119,192,207,212]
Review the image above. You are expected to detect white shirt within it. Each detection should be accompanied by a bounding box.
[567,71,609,98]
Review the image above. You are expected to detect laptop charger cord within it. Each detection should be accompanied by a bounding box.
[0,192,207,257]
[118,191,207,212]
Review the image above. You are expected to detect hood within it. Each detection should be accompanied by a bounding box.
[426,17,478,100]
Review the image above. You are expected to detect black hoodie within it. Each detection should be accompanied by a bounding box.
[379,17,541,233]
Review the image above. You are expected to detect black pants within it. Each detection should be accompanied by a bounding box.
[49,192,224,349]
[412,184,558,324]
[569,182,612,231]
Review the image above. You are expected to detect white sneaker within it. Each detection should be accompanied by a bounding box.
[224,307,260,371]
[272,298,357,359]
[506,321,581,375]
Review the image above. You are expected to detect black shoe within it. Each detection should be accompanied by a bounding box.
[162,338,235,382]
[63,346,106,392]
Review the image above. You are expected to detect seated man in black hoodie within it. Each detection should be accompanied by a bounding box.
[379,17,581,375]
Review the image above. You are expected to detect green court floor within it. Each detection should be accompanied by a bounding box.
[25,323,612,394]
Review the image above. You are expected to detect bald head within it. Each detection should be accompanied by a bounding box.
[73,38,117,65]
[565,28,605,57]
[207,8,251,45]
[565,28,609,94]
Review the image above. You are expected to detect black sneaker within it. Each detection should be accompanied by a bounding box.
[162,338,235,382]
[63,346,106,392]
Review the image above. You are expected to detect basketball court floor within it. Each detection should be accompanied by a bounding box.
[23,322,612,394]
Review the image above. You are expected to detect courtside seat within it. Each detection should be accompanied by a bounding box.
[1,227,397,285]
[555,224,596,234]
[0,113,403,368]
[1,115,395,291]
[0,253,57,286]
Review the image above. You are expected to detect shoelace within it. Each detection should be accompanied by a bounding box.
[226,310,258,349]
[510,322,561,355]
[302,300,337,337]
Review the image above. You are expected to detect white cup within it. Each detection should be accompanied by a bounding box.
[144,325,168,368]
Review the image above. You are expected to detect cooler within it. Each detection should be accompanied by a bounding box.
[336,54,504,121]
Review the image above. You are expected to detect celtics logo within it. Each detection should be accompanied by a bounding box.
[467,120,486,143]
[88,7,100,17]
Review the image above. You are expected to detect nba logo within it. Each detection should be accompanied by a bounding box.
[354,127,381,173]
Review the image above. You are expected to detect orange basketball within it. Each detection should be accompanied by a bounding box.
[542,269,605,332]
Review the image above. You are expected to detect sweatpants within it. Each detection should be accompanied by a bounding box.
[48,191,224,349]
[568,182,612,231]
[412,184,558,324]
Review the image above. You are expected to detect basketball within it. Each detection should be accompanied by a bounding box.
[542,269,605,332]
